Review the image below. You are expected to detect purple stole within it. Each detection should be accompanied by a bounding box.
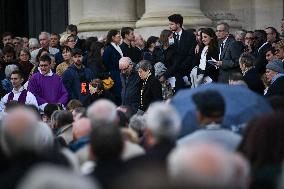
[7,89,28,104]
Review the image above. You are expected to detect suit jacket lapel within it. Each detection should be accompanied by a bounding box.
[220,38,231,59]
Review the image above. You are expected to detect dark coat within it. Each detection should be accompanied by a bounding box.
[154,45,177,78]
[62,64,94,104]
[170,29,197,90]
[254,42,272,75]
[139,74,162,112]
[243,68,265,95]
[218,38,244,83]
[120,42,141,63]
[103,44,123,104]
[121,68,142,113]
[85,56,109,79]
[194,45,220,82]
[265,76,284,97]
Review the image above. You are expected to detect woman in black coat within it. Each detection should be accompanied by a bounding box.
[136,60,162,112]
[190,28,219,87]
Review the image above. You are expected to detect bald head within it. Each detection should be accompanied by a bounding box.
[87,99,117,123]
[72,117,92,140]
[1,107,40,156]
[168,143,236,188]
[119,57,134,75]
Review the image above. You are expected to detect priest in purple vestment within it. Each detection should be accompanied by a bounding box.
[28,54,68,110]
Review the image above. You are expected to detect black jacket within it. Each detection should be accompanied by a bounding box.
[243,68,264,95]
[265,76,284,97]
[139,74,162,111]
[121,69,141,113]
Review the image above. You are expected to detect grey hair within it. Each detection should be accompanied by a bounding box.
[235,30,246,39]
[136,60,153,72]
[5,64,19,78]
[87,99,117,124]
[29,38,40,48]
[33,122,54,150]
[145,102,181,140]
[18,164,98,189]
[217,22,230,32]
[39,31,51,40]
[129,115,146,134]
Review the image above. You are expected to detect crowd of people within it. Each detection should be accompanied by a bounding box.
[0,13,284,189]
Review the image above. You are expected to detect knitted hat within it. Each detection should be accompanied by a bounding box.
[266,59,284,73]
[154,62,167,77]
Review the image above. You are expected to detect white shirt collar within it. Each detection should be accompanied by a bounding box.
[111,42,123,57]
[39,69,53,76]
[12,86,25,94]
[175,29,183,40]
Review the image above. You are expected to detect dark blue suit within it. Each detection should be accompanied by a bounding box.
[103,44,123,105]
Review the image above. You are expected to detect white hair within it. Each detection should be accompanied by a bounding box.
[18,164,98,189]
[145,102,181,140]
[87,99,117,124]
[29,38,40,48]
[33,122,54,150]
[39,31,51,40]
[168,142,236,188]
[5,64,19,78]
[129,115,145,134]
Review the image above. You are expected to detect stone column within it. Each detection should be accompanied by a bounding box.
[77,0,137,38]
[135,0,212,37]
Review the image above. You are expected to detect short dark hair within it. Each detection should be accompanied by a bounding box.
[44,103,63,119]
[10,70,24,79]
[121,27,134,39]
[106,29,120,44]
[66,24,78,34]
[90,123,123,162]
[2,45,15,56]
[39,54,51,63]
[239,52,255,67]
[265,26,280,41]
[192,90,225,118]
[2,32,13,39]
[168,14,183,27]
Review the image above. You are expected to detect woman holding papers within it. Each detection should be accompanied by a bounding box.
[190,28,219,87]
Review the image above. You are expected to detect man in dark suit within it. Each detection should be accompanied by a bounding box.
[120,27,141,63]
[254,30,272,75]
[215,22,244,83]
[165,14,197,91]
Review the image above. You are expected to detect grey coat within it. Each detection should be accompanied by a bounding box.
[218,37,244,83]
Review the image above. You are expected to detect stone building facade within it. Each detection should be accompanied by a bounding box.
[69,0,284,38]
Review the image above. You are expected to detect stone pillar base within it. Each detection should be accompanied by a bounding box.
[136,11,212,28]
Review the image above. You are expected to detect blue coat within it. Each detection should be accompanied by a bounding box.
[62,64,94,104]
[103,44,123,104]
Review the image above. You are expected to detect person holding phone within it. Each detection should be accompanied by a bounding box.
[190,28,219,88]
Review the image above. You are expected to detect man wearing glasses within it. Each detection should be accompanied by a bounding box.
[28,54,68,111]
[215,22,244,83]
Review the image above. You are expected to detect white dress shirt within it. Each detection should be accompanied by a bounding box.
[0,86,38,112]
